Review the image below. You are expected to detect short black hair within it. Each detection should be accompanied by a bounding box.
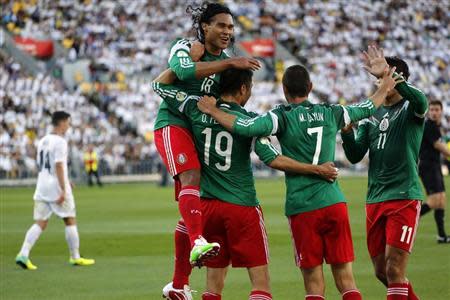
[282,65,311,98]
[385,56,410,80]
[429,100,443,109]
[187,2,234,44]
[219,69,253,96]
[51,111,71,126]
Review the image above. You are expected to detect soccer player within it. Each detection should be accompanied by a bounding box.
[196,64,400,300]
[153,3,261,297]
[153,67,338,300]
[418,100,450,243]
[15,111,95,270]
[341,45,426,299]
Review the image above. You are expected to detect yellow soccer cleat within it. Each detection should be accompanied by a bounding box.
[69,257,95,266]
[15,255,38,270]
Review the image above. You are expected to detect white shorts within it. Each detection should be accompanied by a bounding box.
[33,198,76,220]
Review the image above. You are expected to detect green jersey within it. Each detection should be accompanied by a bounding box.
[153,82,280,206]
[154,39,229,130]
[341,81,427,203]
[232,99,376,216]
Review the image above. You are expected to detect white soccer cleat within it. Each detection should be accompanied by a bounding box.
[162,282,193,300]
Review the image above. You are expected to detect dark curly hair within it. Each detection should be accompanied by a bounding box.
[186,1,234,45]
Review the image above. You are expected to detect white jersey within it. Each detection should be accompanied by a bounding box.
[34,134,73,202]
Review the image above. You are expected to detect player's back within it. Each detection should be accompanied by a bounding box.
[34,134,71,202]
[274,101,346,215]
[190,101,275,207]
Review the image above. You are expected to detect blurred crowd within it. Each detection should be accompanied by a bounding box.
[0,0,449,179]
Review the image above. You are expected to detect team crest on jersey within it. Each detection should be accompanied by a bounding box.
[176,51,189,58]
[176,91,187,102]
[177,153,187,165]
[379,118,389,132]
[259,137,270,145]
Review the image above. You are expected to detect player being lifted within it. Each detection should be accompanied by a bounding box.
[341,45,426,299]
[16,111,95,270]
[153,67,338,300]
[418,100,450,243]
[196,65,401,300]
[153,2,261,297]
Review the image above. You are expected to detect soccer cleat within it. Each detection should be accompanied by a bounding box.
[69,257,95,266]
[162,282,193,300]
[437,235,450,244]
[189,237,220,267]
[15,255,37,270]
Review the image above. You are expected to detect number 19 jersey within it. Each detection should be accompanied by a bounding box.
[153,82,280,206]
[34,134,73,202]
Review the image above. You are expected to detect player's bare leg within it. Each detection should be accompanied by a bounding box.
[247,265,272,299]
[63,217,95,266]
[331,262,362,299]
[371,253,388,286]
[178,169,220,266]
[16,220,48,270]
[203,267,228,299]
[383,245,419,299]
[301,265,325,299]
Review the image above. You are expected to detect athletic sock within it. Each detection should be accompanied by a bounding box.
[249,290,272,300]
[434,209,447,237]
[342,289,362,300]
[420,203,431,216]
[387,283,408,299]
[305,296,325,300]
[65,225,80,259]
[19,223,42,257]
[202,292,221,299]
[178,185,203,245]
[172,220,192,289]
[407,282,419,300]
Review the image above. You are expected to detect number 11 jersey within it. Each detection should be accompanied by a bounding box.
[34,134,72,202]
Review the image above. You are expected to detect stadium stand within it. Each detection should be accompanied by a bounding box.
[0,0,448,180]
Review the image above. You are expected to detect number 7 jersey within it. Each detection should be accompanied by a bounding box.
[34,134,73,202]
[153,82,280,206]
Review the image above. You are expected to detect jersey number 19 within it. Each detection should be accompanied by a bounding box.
[202,128,233,171]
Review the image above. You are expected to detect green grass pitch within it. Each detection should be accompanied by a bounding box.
[1,177,449,299]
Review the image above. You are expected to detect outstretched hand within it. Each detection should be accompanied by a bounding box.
[229,57,262,71]
[197,96,218,115]
[362,44,389,78]
[378,66,405,92]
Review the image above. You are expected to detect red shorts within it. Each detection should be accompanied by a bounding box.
[201,199,269,268]
[366,199,421,258]
[154,126,201,200]
[288,203,354,269]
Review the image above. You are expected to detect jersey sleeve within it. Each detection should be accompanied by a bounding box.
[54,139,67,163]
[341,120,370,164]
[152,82,198,117]
[395,80,428,119]
[232,110,281,137]
[168,39,196,81]
[332,99,376,129]
[254,137,280,165]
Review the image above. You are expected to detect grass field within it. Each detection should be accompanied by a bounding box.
[1,177,449,299]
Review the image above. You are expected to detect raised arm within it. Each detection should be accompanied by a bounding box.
[395,81,428,118]
[169,39,261,81]
[197,96,277,137]
[341,122,370,164]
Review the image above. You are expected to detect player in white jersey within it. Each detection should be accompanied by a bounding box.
[16,111,95,270]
